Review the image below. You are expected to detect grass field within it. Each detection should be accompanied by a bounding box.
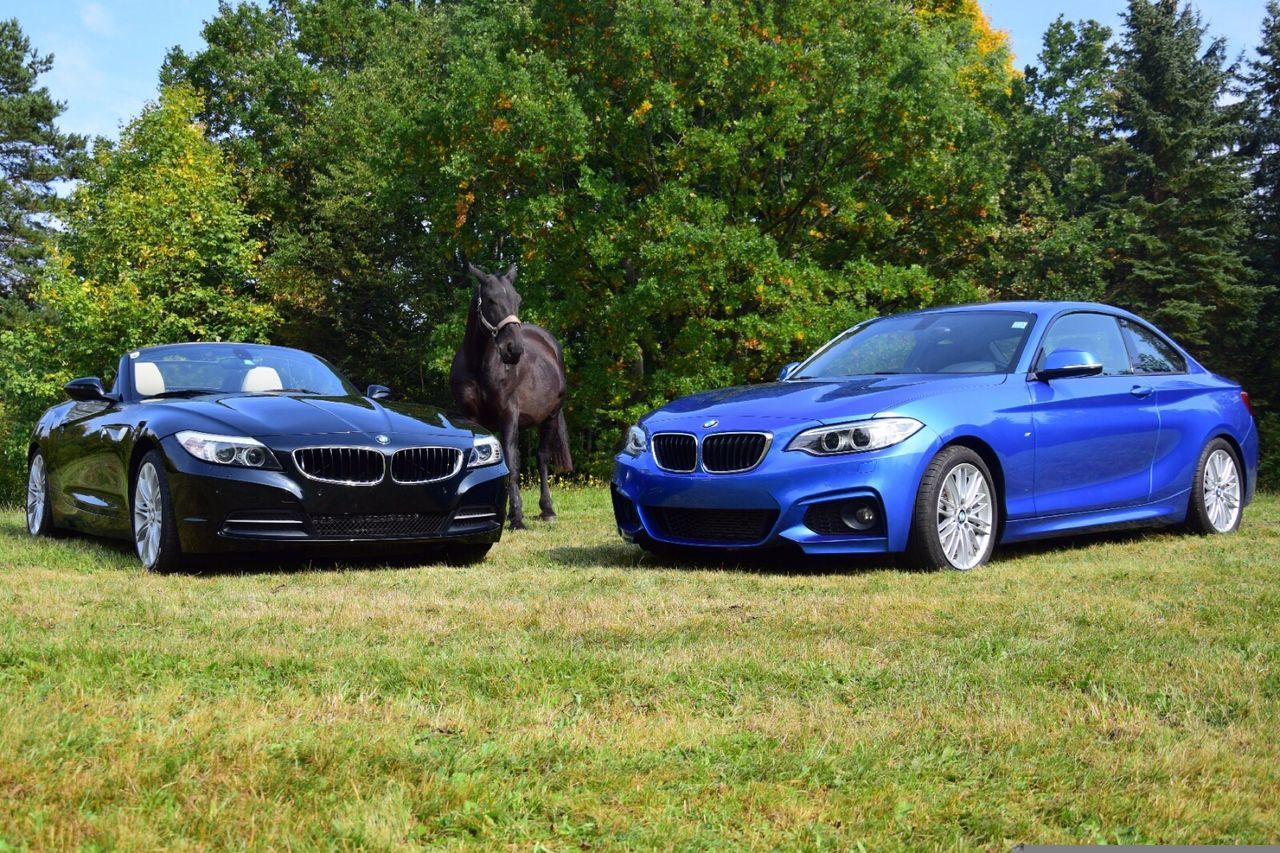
[1,487,1278,849]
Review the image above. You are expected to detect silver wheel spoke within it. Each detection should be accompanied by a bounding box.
[27,456,46,535]
[1202,449,1240,533]
[936,462,994,570]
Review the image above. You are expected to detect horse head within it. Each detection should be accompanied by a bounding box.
[465,262,524,365]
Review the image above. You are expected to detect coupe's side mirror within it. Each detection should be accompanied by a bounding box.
[64,376,109,402]
[367,384,392,400]
[778,361,801,381]
[1035,349,1103,381]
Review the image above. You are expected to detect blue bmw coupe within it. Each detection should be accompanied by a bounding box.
[611,302,1258,570]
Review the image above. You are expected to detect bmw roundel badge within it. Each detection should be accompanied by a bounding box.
[703,419,719,429]
[375,434,391,445]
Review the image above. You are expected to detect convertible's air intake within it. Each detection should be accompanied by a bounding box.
[651,433,697,472]
[391,446,463,483]
[701,433,770,473]
[293,447,385,485]
[311,513,449,538]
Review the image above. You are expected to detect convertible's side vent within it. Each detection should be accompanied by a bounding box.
[701,432,770,473]
[651,433,697,472]
[391,446,463,483]
[293,447,385,485]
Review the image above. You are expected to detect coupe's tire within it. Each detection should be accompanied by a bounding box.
[26,451,58,537]
[1186,438,1243,535]
[440,543,492,565]
[131,452,183,573]
[908,446,998,571]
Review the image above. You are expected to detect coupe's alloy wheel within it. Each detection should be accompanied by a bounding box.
[936,462,993,571]
[27,454,46,536]
[1202,448,1241,533]
[133,462,163,569]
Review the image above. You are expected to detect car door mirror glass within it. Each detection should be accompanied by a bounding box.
[1036,349,1103,381]
[367,384,392,400]
[64,376,109,402]
[777,362,801,381]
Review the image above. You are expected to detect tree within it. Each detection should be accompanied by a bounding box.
[0,83,276,498]
[0,18,84,299]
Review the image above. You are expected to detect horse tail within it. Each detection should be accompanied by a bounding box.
[549,408,574,472]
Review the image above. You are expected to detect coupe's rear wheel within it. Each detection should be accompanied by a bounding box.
[132,452,182,572]
[26,451,56,537]
[1187,439,1242,535]
[909,446,998,571]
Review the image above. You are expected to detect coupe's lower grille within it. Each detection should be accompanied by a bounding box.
[701,433,769,473]
[311,513,449,539]
[644,506,778,543]
[652,434,696,472]
[391,446,462,483]
[293,447,384,485]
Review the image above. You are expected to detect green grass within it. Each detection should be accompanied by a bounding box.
[1,487,1278,849]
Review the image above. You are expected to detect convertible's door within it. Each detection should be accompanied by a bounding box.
[52,399,131,531]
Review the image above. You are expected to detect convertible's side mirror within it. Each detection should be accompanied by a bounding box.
[367,384,392,400]
[64,376,109,402]
[1035,349,1103,381]
[778,361,801,381]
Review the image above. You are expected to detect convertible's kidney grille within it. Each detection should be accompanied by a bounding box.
[644,506,778,543]
[293,447,385,485]
[701,433,769,473]
[652,434,697,472]
[391,447,462,483]
[311,513,450,539]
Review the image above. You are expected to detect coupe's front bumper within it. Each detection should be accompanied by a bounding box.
[160,435,508,555]
[611,423,941,555]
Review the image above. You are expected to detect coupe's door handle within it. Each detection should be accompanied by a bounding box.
[1130,384,1154,398]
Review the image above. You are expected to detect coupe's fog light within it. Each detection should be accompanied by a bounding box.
[840,500,878,531]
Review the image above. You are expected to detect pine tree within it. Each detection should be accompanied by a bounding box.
[1105,0,1256,363]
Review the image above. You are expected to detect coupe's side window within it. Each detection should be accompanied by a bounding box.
[1038,313,1131,375]
[1121,321,1187,374]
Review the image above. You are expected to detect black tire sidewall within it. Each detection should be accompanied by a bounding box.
[1187,438,1243,535]
[132,451,183,572]
[910,446,998,571]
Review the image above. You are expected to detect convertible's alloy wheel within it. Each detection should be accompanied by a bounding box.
[27,454,46,536]
[133,462,163,569]
[1202,448,1241,533]
[936,462,993,571]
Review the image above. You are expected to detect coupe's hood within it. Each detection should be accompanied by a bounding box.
[145,393,480,439]
[644,374,1009,427]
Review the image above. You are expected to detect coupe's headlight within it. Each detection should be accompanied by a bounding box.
[786,417,923,456]
[620,424,647,457]
[468,434,503,468]
[176,430,279,468]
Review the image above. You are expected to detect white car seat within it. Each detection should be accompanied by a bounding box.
[134,362,166,397]
[241,366,284,392]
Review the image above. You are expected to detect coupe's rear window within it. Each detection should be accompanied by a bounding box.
[795,311,1035,379]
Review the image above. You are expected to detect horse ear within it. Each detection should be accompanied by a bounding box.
[504,263,518,283]
[465,262,483,282]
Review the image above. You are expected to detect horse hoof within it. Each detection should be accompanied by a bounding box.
[539,513,557,522]
[509,519,527,531]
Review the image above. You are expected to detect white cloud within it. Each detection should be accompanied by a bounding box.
[79,2,118,38]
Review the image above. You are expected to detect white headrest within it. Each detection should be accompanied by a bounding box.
[134,362,165,397]
[241,366,283,392]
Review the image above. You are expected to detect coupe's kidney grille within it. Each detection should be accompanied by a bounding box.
[311,513,449,539]
[293,447,385,484]
[391,447,462,483]
[644,506,778,543]
[702,433,769,473]
[652,434,697,472]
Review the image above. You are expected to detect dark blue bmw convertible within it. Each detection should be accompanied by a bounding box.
[612,301,1258,570]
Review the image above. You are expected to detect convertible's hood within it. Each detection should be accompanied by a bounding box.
[644,374,1009,427]
[145,394,479,439]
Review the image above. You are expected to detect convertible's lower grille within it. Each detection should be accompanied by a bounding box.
[644,506,777,543]
[294,447,384,485]
[701,433,769,473]
[391,447,462,483]
[652,434,696,472]
[311,513,449,539]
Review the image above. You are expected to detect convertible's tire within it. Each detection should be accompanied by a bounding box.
[1185,438,1243,535]
[907,445,999,571]
[26,450,59,538]
[131,451,183,573]
[440,543,493,565]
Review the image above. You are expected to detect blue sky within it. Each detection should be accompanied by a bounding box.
[7,0,1273,141]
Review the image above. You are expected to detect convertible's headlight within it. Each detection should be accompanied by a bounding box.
[176,430,279,468]
[468,434,503,468]
[620,424,647,457]
[786,417,923,456]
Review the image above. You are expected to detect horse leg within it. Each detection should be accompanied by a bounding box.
[503,410,526,530]
[537,418,555,521]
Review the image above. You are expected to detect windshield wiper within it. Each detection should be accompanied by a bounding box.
[146,389,219,398]
[263,388,322,394]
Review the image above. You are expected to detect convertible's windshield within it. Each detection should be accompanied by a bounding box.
[131,343,358,398]
[794,311,1035,379]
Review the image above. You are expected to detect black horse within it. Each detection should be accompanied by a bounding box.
[450,263,572,529]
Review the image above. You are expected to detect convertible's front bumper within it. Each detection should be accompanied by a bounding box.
[160,435,508,555]
[611,423,941,555]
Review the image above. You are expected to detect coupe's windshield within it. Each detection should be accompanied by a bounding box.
[794,311,1035,379]
[131,343,358,398]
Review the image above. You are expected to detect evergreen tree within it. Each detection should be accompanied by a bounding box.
[1105,0,1257,361]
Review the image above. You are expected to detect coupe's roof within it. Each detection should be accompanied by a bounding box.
[901,300,1142,320]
